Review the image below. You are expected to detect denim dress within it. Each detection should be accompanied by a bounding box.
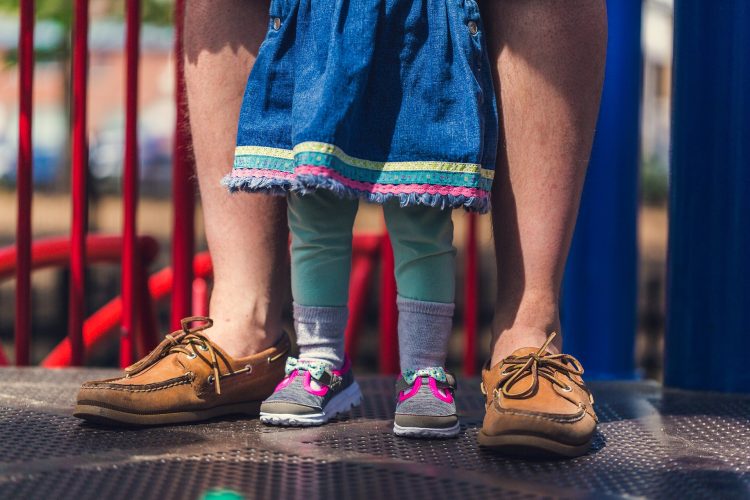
[225,0,498,213]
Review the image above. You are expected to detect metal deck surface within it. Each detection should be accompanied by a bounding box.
[1,369,749,499]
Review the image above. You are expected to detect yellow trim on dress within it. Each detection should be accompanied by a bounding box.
[235,142,495,180]
[235,145,295,160]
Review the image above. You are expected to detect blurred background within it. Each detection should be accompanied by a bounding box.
[0,0,672,377]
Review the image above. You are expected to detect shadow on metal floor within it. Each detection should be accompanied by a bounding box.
[1,368,749,499]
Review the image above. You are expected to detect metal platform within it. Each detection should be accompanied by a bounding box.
[1,369,749,499]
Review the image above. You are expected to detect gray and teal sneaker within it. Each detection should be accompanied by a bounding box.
[394,367,460,438]
[259,356,362,426]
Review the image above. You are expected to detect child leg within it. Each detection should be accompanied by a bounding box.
[260,190,362,426]
[383,201,456,371]
[383,201,459,438]
[289,190,359,367]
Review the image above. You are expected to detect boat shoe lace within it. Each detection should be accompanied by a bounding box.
[123,316,287,395]
[489,332,594,403]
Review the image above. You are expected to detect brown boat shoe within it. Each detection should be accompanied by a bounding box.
[478,333,598,458]
[74,316,290,426]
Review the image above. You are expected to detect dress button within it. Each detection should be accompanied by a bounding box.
[273,17,282,30]
[468,21,478,35]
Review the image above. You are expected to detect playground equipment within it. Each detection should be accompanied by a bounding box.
[8,0,750,391]
[666,1,750,392]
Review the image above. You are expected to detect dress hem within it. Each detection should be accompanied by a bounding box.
[222,171,490,213]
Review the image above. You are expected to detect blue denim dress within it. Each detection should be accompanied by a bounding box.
[226,0,498,213]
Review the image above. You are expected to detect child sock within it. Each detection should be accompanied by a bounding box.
[397,295,455,372]
[293,303,348,368]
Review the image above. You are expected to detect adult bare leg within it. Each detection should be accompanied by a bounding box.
[185,0,289,358]
[483,0,607,364]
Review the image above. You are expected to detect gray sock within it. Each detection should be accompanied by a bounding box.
[397,295,455,372]
[293,303,348,368]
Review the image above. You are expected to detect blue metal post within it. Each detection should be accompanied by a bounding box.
[665,1,750,392]
[561,0,642,379]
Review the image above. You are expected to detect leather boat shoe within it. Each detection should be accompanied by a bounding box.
[74,316,290,426]
[478,332,598,458]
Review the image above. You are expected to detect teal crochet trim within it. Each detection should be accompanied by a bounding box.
[233,152,493,191]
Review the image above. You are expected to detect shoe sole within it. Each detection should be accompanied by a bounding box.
[477,430,593,458]
[260,382,362,427]
[393,421,460,439]
[73,400,263,427]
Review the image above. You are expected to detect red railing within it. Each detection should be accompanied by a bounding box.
[10,0,481,374]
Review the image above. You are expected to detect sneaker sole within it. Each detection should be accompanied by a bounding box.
[260,382,362,427]
[73,400,263,427]
[393,421,460,439]
[477,430,593,458]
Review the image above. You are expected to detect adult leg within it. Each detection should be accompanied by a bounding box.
[483,0,608,363]
[185,0,289,358]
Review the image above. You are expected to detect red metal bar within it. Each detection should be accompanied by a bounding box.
[170,0,195,328]
[344,234,382,359]
[379,235,399,374]
[463,213,478,376]
[0,235,159,281]
[43,252,213,367]
[14,0,35,366]
[68,0,90,366]
[120,0,141,368]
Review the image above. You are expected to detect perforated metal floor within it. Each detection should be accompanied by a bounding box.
[1,369,749,499]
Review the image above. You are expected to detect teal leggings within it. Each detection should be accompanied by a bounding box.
[288,191,456,307]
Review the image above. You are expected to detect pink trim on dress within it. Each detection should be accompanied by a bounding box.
[231,168,295,180]
[429,377,454,403]
[229,166,489,200]
[295,165,486,198]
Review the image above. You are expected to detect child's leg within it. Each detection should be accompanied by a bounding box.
[384,201,458,438]
[260,190,361,427]
[288,190,359,368]
[383,201,456,372]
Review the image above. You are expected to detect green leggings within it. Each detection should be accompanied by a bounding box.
[288,191,456,307]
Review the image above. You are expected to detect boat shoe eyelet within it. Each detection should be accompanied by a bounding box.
[186,352,197,360]
[468,20,479,35]
[273,17,281,30]
[197,344,208,351]
[561,385,573,392]
[207,375,215,384]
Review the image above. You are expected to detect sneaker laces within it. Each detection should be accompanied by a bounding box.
[498,332,591,401]
[124,316,227,395]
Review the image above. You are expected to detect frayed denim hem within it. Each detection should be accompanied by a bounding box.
[222,174,290,197]
[222,173,491,213]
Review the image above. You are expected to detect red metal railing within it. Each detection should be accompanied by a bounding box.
[14,0,34,366]
[170,0,194,330]
[10,1,482,374]
[120,0,141,368]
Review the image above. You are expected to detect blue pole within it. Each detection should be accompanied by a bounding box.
[561,0,642,380]
[665,1,750,392]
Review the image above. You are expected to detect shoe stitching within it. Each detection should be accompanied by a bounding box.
[491,403,588,424]
[81,375,192,393]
